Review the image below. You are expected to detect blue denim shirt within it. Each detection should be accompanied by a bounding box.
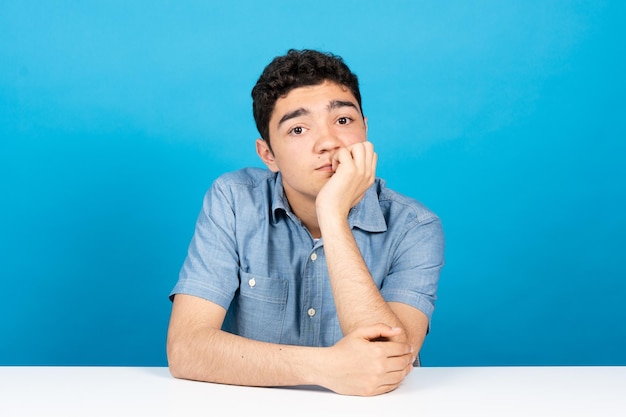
[170,167,444,347]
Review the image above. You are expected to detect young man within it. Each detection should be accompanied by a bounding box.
[167,49,444,397]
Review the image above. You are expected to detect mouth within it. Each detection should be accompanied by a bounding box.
[315,163,334,172]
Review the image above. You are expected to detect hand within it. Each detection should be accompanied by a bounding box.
[315,141,377,220]
[320,324,415,396]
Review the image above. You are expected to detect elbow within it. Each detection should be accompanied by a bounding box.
[166,335,187,379]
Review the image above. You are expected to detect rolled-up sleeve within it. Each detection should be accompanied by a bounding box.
[170,178,240,310]
[380,214,445,324]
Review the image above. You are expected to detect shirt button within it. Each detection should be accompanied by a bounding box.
[248,278,256,287]
[307,308,316,317]
[310,253,317,261]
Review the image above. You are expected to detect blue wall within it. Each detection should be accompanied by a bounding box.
[1,1,624,366]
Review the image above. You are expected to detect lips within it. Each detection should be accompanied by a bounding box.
[315,162,334,172]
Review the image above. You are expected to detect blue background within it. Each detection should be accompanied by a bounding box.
[1,1,624,366]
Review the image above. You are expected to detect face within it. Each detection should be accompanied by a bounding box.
[256,81,368,211]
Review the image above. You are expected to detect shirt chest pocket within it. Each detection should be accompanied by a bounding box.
[232,271,289,343]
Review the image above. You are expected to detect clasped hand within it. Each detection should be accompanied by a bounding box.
[324,324,414,396]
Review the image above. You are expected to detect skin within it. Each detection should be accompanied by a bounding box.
[167,81,429,396]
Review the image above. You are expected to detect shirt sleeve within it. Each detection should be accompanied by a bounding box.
[380,214,445,324]
[169,178,240,310]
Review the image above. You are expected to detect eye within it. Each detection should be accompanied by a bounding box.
[289,126,305,135]
[337,117,353,125]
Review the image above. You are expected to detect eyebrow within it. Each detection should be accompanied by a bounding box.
[327,100,359,112]
[277,108,309,127]
[277,100,361,128]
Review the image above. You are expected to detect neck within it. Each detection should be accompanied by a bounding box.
[294,204,322,239]
[283,190,321,239]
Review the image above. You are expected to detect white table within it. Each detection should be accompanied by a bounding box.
[1,366,624,416]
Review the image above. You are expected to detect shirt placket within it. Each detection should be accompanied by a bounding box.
[299,245,323,346]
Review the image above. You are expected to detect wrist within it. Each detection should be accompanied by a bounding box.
[305,346,333,389]
[317,210,349,238]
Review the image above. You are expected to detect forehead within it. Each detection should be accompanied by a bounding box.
[271,81,359,116]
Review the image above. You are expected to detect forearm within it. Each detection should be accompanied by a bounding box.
[167,326,323,387]
[319,214,406,339]
[168,313,414,396]
[315,142,404,338]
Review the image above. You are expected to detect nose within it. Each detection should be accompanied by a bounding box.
[313,125,342,153]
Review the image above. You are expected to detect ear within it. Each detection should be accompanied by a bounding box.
[256,138,279,172]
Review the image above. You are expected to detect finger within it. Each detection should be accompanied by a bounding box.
[365,150,377,183]
[381,368,408,388]
[348,142,366,172]
[331,147,351,172]
[379,354,414,373]
[362,140,374,156]
[357,141,376,179]
[357,323,403,341]
[360,141,374,158]
[374,368,409,394]
[371,149,378,174]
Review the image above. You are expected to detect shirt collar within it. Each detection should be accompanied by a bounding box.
[271,173,387,233]
[348,181,388,233]
[271,173,291,223]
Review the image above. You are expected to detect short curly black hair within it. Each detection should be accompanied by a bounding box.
[251,49,362,147]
